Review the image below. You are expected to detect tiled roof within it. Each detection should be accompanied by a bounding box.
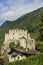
[8,48,38,55]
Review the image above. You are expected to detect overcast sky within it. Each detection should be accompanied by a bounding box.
[0,0,43,25]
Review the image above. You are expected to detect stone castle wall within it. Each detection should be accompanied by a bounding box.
[3,29,35,50]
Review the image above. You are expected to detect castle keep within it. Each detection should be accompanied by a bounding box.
[3,29,35,50]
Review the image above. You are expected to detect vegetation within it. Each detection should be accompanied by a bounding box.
[9,41,23,49]
[36,41,43,52]
[9,42,15,49]
[0,58,5,64]
[0,46,2,55]
[3,53,43,65]
[35,12,43,53]
[39,13,43,41]
[16,41,20,48]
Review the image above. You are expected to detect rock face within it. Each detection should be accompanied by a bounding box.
[3,29,35,51]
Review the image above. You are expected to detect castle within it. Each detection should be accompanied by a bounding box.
[1,29,37,62]
[3,29,35,50]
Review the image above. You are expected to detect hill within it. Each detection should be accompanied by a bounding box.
[0,7,43,52]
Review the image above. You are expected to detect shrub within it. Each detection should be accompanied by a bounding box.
[16,41,20,48]
[9,42,15,49]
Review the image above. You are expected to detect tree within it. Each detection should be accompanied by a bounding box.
[0,45,2,55]
[9,42,15,49]
[16,41,20,48]
[39,13,43,41]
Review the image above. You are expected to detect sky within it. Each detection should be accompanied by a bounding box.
[0,0,43,25]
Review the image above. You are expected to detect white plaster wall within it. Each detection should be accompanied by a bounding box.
[20,39,26,48]
[9,55,26,62]
[4,29,35,50]
[9,55,14,62]
[27,39,35,50]
[7,29,27,41]
[4,33,9,43]
[15,55,26,60]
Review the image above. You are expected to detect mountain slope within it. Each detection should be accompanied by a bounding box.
[0,7,43,45]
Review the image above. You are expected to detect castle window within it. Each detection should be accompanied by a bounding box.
[13,37,14,39]
[13,33,15,35]
[32,40,33,42]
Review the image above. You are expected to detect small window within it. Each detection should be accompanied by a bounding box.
[32,40,33,42]
[13,37,14,39]
[13,33,15,35]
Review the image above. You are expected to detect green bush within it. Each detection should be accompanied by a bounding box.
[9,42,15,49]
[36,41,43,52]
[3,53,43,65]
[16,41,20,48]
